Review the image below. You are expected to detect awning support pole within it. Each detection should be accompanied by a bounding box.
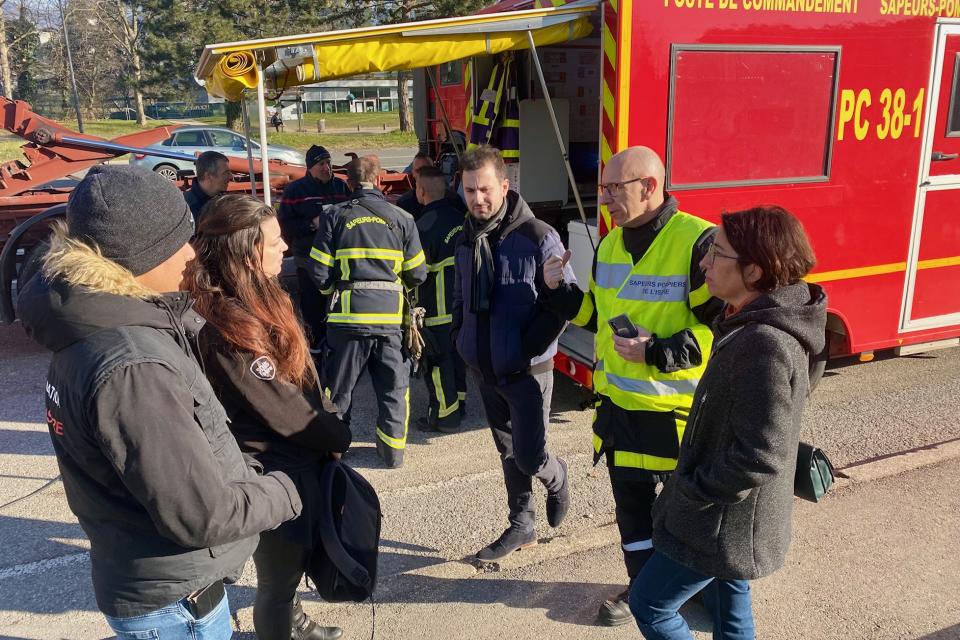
[254,58,272,207]
[425,66,463,161]
[525,30,595,254]
[240,96,258,197]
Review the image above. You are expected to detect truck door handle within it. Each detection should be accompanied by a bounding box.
[931,151,959,162]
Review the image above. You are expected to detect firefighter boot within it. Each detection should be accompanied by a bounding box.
[291,597,342,640]
[597,548,653,626]
[597,588,632,627]
[375,437,404,469]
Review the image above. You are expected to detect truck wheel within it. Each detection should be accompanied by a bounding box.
[153,164,178,181]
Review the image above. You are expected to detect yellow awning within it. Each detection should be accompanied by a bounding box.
[195,0,597,102]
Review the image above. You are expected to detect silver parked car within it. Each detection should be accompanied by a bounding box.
[128,125,304,179]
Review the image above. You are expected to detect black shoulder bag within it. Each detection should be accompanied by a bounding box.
[795,339,835,503]
[307,459,382,602]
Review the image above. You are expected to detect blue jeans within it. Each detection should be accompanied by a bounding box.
[104,592,233,640]
[629,550,755,640]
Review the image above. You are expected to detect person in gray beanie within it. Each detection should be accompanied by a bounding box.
[67,164,197,274]
[16,164,303,639]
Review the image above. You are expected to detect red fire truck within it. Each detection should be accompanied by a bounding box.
[10,2,957,381]
[412,0,960,387]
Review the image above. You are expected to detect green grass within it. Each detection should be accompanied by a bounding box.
[267,129,416,151]
[77,119,177,137]
[193,111,401,129]
[0,115,417,164]
[0,138,25,163]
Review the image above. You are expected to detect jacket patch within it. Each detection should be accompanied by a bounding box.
[250,356,276,381]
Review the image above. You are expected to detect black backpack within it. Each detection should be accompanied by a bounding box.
[307,460,382,602]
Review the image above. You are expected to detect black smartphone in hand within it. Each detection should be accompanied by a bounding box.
[608,313,639,339]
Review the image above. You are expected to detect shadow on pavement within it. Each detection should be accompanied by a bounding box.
[0,428,54,456]
[916,624,960,639]
[284,573,712,631]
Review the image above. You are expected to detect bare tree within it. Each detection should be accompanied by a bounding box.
[96,0,145,124]
[51,0,125,121]
[0,0,41,99]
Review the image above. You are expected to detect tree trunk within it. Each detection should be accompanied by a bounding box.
[226,101,242,130]
[398,70,411,132]
[133,89,146,126]
[130,50,147,125]
[0,13,13,100]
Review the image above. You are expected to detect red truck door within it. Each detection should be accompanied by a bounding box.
[903,25,960,331]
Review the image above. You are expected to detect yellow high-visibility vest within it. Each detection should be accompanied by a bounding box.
[579,211,714,470]
[573,213,713,463]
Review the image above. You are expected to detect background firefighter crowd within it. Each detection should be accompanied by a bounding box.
[276,52,521,471]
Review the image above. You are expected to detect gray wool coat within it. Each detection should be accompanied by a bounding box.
[652,282,827,581]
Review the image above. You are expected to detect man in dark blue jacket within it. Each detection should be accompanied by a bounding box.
[278,145,351,353]
[452,145,576,561]
[184,151,232,222]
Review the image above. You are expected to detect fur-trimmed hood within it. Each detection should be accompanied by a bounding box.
[18,222,192,353]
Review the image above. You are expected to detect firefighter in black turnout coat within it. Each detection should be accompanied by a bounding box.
[414,166,467,433]
[309,156,427,468]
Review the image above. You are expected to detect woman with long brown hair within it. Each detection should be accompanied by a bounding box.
[184,194,350,640]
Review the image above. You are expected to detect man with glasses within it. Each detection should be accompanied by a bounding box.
[542,146,721,626]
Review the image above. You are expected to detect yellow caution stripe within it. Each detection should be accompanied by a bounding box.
[806,255,960,284]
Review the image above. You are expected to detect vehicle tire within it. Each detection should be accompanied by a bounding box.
[153,164,179,181]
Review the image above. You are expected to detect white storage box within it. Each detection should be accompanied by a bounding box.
[566,219,599,292]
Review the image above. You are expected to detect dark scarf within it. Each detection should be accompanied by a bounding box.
[465,200,508,313]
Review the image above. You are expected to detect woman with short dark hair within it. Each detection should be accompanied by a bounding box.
[184,194,350,640]
[629,205,826,640]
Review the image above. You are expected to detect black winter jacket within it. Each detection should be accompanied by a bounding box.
[184,180,214,223]
[415,199,464,325]
[17,227,302,617]
[198,326,352,546]
[652,282,827,580]
[309,188,427,335]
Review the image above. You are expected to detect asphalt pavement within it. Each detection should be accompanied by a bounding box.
[0,321,958,639]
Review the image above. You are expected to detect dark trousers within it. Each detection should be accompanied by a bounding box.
[325,327,410,466]
[296,266,327,349]
[421,325,461,430]
[597,399,676,582]
[610,472,658,581]
[475,369,565,531]
[252,529,309,640]
[454,351,467,405]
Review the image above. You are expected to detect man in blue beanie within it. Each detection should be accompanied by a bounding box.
[16,165,303,639]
